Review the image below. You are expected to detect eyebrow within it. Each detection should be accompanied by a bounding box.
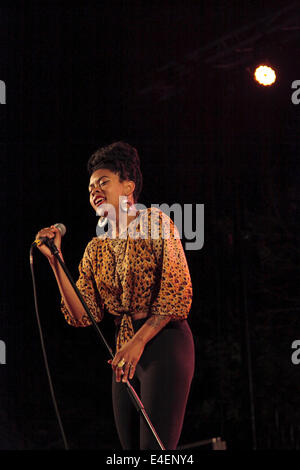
[88,175,110,191]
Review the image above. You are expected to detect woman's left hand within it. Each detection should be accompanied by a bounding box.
[109,337,145,382]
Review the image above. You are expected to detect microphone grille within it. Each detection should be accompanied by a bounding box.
[54,223,67,237]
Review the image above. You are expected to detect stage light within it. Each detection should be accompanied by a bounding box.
[254,65,276,86]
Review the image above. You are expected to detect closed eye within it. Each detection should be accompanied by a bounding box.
[89,178,110,193]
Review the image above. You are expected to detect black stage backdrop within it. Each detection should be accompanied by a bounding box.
[1,0,300,451]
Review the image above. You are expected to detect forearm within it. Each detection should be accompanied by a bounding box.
[48,253,86,323]
[132,315,172,346]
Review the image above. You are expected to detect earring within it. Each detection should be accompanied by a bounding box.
[98,216,108,228]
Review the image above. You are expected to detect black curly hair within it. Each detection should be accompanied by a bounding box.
[87,141,143,203]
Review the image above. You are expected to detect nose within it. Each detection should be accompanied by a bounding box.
[91,184,103,198]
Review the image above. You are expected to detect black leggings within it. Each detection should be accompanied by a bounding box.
[112,318,195,450]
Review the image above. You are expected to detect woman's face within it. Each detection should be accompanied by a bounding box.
[88,168,135,218]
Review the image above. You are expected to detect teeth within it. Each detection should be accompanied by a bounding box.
[95,197,105,205]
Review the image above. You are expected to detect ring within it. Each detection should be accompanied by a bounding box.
[117,358,126,368]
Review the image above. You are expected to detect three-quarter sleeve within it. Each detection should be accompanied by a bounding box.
[149,209,193,318]
[60,240,104,327]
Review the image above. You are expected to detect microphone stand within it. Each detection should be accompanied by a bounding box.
[40,238,166,451]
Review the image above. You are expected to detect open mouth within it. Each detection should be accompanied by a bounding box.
[94,196,106,207]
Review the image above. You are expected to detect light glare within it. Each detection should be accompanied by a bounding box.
[254,65,276,86]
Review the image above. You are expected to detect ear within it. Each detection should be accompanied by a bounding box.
[124,180,135,198]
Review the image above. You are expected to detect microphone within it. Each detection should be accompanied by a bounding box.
[32,223,66,247]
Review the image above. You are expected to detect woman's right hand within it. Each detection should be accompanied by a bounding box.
[35,225,62,260]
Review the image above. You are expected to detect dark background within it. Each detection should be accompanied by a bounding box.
[1,0,300,451]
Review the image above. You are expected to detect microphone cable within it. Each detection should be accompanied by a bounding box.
[29,244,69,450]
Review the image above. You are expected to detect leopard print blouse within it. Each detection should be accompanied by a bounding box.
[60,207,192,351]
